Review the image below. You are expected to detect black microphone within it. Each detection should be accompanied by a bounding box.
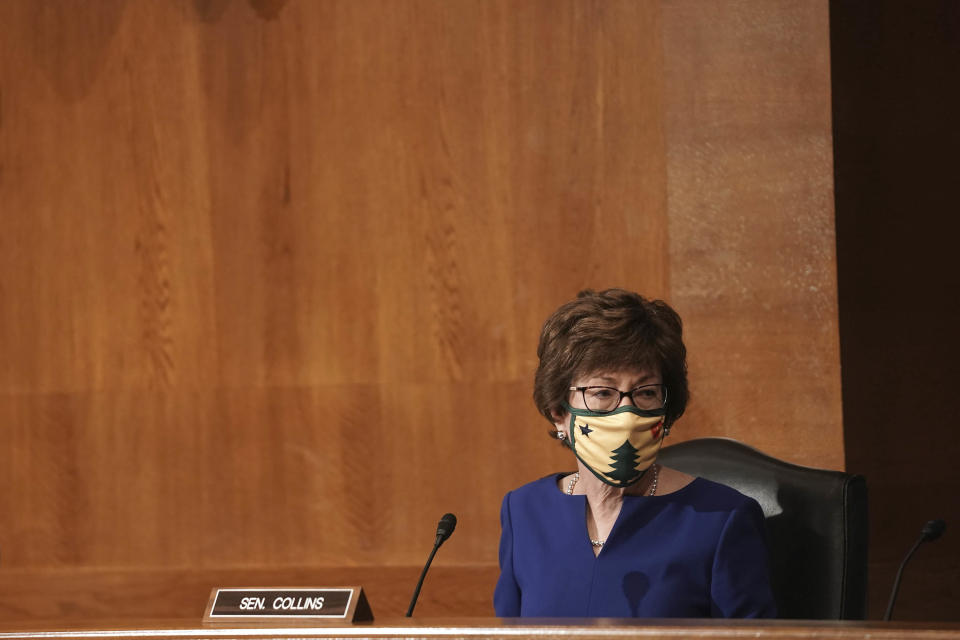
[920,519,946,542]
[883,519,947,621]
[405,513,457,617]
[435,512,457,546]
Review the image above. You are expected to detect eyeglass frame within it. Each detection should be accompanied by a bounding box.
[567,383,668,414]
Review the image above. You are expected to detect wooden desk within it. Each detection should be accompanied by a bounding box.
[2,619,960,640]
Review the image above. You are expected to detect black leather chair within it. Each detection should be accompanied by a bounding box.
[658,437,868,620]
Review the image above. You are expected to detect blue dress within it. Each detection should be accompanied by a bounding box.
[494,473,777,618]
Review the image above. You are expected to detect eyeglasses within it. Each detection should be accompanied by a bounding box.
[569,384,667,413]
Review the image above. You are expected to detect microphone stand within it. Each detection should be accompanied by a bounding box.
[406,513,457,617]
[406,539,441,617]
[884,519,946,621]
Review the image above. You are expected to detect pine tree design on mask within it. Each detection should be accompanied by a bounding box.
[607,440,642,486]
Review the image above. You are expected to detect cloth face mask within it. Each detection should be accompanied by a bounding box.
[562,403,666,488]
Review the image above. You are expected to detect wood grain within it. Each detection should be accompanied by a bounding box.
[0,0,655,568]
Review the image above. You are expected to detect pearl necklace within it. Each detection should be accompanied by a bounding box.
[566,464,659,548]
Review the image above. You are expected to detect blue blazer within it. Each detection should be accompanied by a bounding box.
[494,473,777,618]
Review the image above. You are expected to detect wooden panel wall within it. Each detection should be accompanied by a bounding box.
[0,0,839,619]
[662,0,843,467]
[831,1,960,621]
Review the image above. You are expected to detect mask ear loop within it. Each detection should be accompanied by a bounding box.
[558,418,577,452]
[556,428,576,454]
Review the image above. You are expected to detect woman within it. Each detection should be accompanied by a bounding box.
[494,289,776,618]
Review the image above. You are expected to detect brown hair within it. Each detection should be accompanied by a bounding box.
[533,288,689,430]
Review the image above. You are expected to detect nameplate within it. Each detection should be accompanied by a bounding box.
[203,587,373,623]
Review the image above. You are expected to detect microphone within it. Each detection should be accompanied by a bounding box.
[883,519,946,621]
[921,519,946,542]
[405,513,457,617]
[435,512,457,546]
